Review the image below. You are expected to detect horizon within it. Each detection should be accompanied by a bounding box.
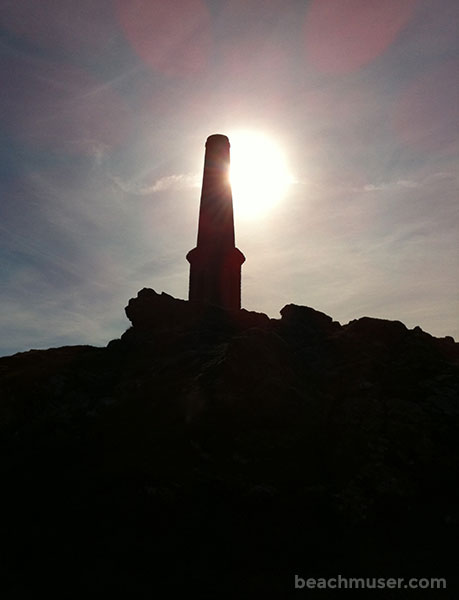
[0,0,458,356]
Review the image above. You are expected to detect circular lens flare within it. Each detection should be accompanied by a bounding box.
[229,131,292,218]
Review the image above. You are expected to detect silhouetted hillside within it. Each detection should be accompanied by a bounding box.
[1,289,458,597]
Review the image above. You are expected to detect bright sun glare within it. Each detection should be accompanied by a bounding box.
[229,131,292,218]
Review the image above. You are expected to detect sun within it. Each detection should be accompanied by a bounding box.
[228,130,292,218]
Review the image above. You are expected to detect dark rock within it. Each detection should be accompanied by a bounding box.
[0,289,458,596]
[124,287,271,340]
[343,315,408,345]
[279,303,340,337]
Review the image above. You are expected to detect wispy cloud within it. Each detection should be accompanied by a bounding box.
[110,172,201,196]
[361,180,420,192]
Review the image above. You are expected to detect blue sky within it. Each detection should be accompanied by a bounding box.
[0,0,458,356]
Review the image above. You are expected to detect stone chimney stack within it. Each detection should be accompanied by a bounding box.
[186,134,245,310]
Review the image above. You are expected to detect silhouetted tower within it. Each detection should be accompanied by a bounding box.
[186,134,245,310]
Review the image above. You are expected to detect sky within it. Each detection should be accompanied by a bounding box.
[0,0,458,356]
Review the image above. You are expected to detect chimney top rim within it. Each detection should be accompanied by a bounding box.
[206,134,230,147]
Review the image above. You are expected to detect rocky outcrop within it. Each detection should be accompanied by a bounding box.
[1,290,458,596]
[121,287,272,340]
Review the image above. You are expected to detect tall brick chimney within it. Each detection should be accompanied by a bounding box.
[186,134,245,310]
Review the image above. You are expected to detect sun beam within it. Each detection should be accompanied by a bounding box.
[229,130,292,218]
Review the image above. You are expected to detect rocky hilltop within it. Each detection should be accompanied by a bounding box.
[1,289,459,597]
